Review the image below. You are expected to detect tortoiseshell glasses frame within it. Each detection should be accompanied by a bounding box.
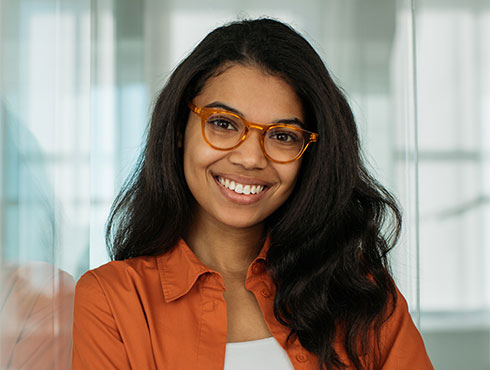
[188,103,319,164]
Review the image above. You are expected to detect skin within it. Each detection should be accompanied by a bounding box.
[182,64,304,342]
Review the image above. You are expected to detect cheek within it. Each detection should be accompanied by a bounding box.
[183,123,204,173]
[183,129,202,192]
[183,145,205,189]
[183,131,222,190]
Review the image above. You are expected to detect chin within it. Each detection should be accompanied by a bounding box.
[216,214,266,231]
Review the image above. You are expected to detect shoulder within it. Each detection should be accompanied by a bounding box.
[75,256,160,306]
[77,255,157,285]
[378,286,434,369]
[383,286,417,334]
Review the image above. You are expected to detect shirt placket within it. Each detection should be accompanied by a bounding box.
[196,272,227,370]
[246,261,315,370]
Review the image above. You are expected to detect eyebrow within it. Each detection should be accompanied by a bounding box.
[203,101,305,127]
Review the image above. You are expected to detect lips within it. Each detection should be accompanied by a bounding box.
[216,176,266,195]
[211,172,272,205]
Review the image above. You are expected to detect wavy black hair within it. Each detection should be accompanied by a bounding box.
[106,18,401,370]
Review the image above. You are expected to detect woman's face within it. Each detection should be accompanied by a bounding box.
[183,64,304,230]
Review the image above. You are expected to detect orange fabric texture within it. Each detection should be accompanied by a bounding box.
[72,239,433,369]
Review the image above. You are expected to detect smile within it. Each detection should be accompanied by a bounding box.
[216,176,266,195]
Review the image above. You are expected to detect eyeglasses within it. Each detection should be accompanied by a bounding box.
[188,103,318,164]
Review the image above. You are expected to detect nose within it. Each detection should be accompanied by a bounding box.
[228,129,268,169]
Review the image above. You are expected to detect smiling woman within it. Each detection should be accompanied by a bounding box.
[72,18,433,370]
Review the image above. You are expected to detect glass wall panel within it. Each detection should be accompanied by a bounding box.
[414,1,490,369]
[1,1,89,368]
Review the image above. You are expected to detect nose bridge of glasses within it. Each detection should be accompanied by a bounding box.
[246,122,267,133]
[241,123,265,147]
[227,121,268,167]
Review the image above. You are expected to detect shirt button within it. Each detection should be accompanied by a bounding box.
[203,301,216,312]
[296,354,308,363]
[261,288,271,298]
[252,263,263,275]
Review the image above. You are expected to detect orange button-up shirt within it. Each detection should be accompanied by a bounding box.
[72,239,433,369]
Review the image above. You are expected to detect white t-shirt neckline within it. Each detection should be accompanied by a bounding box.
[224,336,295,370]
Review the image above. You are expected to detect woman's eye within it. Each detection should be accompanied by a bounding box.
[274,133,294,142]
[269,131,299,143]
[207,116,238,131]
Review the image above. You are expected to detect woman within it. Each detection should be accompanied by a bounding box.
[73,18,433,369]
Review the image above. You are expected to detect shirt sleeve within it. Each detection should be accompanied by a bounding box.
[378,289,434,370]
[72,271,132,370]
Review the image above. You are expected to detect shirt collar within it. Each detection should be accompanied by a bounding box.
[157,237,270,303]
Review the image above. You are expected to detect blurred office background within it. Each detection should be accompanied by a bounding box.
[0,0,489,368]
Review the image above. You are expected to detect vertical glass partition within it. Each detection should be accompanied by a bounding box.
[1,1,90,368]
[414,1,490,369]
[1,0,489,369]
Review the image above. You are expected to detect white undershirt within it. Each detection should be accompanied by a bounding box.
[224,336,295,370]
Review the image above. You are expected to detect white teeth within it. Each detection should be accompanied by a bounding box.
[217,176,265,195]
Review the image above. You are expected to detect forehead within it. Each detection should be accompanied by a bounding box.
[194,64,304,122]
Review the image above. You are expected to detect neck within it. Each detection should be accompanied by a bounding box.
[183,213,266,280]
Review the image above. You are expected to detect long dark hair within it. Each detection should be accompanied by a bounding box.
[106,18,401,370]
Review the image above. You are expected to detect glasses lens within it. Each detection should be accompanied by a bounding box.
[203,112,245,149]
[264,126,305,162]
